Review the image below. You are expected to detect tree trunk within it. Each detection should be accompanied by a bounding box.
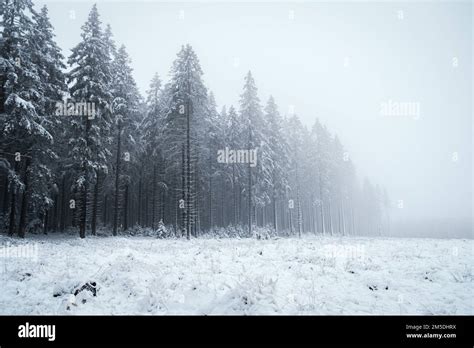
[80,173,88,239]
[103,194,108,227]
[208,153,213,230]
[138,175,142,226]
[59,175,67,232]
[52,190,59,232]
[186,104,191,240]
[194,168,199,237]
[144,186,149,227]
[328,200,333,236]
[248,125,252,236]
[123,184,129,231]
[18,157,31,238]
[181,143,186,237]
[174,179,178,236]
[43,210,48,235]
[220,177,225,227]
[113,120,122,236]
[341,199,346,236]
[238,184,242,225]
[289,206,293,234]
[2,174,9,216]
[232,164,237,225]
[272,194,277,233]
[8,161,19,236]
[80,117,91,239]
[295,161,302,238]
[152,164,157,230]
[8,185,16,236]
[91,170,100,235]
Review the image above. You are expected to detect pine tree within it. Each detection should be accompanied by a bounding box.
[110,45,141,235]
[239,71,264,236]
[27,5,68,234]
[225,105,244,226]
[332,135,350,235]
[67,4,112,238]
[141,73,165,229]
[262,96,289,233]
[206,91,221,229]
[311,119,332,234]
[161,44,208,239]
[0,0,68,237]
[286,115,305,237]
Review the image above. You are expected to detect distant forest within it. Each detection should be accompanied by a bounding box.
[0,2,390,239]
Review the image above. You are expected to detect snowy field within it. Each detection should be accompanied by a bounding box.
[0,234,472,315]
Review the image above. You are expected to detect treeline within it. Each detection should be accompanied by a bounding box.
[0,2,390,239]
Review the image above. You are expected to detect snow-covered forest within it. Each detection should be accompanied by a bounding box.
[0,2,390,239]
[0,1,472,317]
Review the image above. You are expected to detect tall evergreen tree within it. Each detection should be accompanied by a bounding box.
[239,71,264,235]
[0,1,68,237]
[286,115,305,236]
[161,44,208,239]
[225,105,244,226]
[67,4,112,238]
[26,5,68,234]
[141,72,166,229]
[110,45,141,235]
[262,96,289,233]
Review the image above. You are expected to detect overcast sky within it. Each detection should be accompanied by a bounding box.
[39,0,472,227]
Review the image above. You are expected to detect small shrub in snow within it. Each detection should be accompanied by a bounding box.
[198,225,279,239]
[156,220,168,238]
[26,218,44,234]
[122,223,177,238]
[252,226,277,240]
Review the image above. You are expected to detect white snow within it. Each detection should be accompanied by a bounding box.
[0,234,472,315]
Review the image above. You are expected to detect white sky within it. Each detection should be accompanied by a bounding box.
[39,0,472,225]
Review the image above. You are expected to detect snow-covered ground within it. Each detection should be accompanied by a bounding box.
[0,234,472,315]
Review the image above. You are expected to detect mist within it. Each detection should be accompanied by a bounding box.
[31,0,474,238]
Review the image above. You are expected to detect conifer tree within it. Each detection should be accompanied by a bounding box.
[67,4,112,238]
[239,71,265,235]
[262,96,289,233]
[110,45,141,235]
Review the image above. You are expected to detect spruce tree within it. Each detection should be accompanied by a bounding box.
[67,4,112,238]
[110,45,141,235]
[239,71,265,235]
[262,96,289,233]
[0,0,66,237]
[161,44,208,239]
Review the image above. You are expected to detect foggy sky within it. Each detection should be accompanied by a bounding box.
[38,0,473,232]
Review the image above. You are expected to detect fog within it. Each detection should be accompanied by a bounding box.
[39,0,472,238]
